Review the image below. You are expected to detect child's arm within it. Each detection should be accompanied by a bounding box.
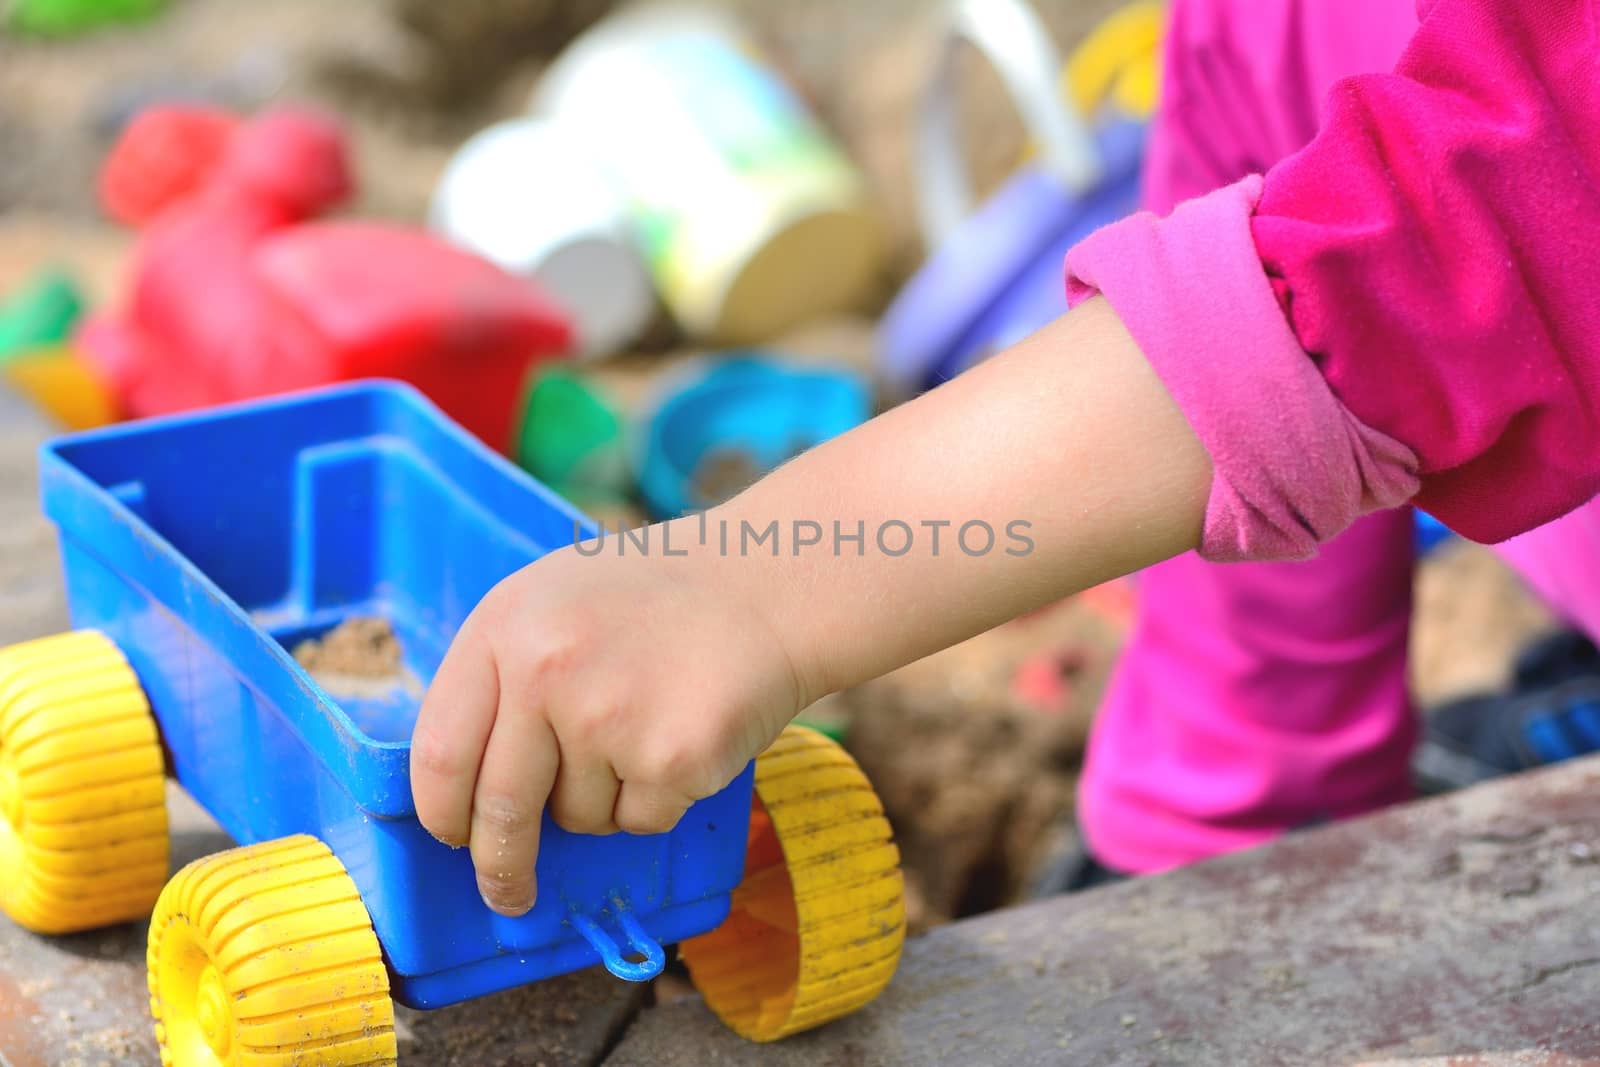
[720,296,1212,698]
[410,296,1212,915]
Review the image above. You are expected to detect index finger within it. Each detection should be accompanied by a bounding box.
[470,696,560,916]
[411,621,500,847]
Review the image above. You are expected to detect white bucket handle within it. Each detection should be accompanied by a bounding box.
[916,0,1103,247]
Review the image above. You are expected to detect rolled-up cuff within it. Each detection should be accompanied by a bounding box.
[1065,176,1420,561]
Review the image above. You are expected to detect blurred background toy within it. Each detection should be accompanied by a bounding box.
[4,0,164,36]
[78,104,574,452]
[878,0,1156,397]
[0,268,118,430]
[513,363,631,512]
[431,118,656,359]
[0,268,83,361]
[1060,0,1163,118]
[531,5,886,346]
[96,104,240,225]
[635,356,871,519]
[0,346,116,429]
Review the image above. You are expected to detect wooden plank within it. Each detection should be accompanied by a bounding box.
[608,758,1600,1066]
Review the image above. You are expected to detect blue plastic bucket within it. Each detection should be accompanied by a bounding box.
[635,357,871,518]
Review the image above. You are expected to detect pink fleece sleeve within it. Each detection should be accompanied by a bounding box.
[1069,0,1600,560]
[1066,179,1420,561]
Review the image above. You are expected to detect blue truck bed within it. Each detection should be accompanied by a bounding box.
[37,381,751,1008]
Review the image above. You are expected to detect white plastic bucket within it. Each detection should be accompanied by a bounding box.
[430,118,656,359]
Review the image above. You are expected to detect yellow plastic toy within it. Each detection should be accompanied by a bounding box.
[1,346,120,431]
[1064,1,1166,120]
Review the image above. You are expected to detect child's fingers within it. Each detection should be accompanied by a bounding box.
[613,781,696,837]
[548,757,621,836]
[470,701,560,917]
[411,626,500,847]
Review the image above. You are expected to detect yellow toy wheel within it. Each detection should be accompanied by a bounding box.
[148,834,397,1066]
[681,725,905,1042]
[0,630,169,934]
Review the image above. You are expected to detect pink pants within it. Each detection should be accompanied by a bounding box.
[1082,505,1600,874]
[1079,0,1600,874]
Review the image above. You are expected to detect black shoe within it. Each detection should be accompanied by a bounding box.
[1510,629,1600,690]
[1415,632,1600,794]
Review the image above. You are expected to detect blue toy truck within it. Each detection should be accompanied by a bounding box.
[0,382,904,1063]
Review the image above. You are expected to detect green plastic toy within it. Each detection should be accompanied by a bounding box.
[513,365,630,506]
[5,0,164,35]
[0,270,83,363]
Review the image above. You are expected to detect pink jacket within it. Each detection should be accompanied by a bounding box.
[1067,0,1600,562]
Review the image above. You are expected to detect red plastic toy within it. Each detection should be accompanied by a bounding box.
[82,105,572,450]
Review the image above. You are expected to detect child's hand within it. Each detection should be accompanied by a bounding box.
[409,535,806,917]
